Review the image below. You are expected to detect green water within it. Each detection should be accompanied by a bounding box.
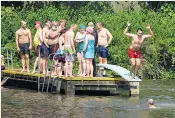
[1,80,175,118]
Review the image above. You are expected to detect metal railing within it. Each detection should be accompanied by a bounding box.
[1,47,14,69]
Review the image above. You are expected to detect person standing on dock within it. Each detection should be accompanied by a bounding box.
[47,21,61,75]
[83,27,95,77]
[88,22,98,77]
[124,22,153,80]
[64,24,77,77]
[16,20,32,72]
[41,20,52,74]
[32,21,43,74]
[74,24,86,76]
[96,22,113,75]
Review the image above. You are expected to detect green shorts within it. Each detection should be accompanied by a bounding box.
[64,46,73,55]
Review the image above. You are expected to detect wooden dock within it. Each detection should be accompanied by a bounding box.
[1,69,140,96]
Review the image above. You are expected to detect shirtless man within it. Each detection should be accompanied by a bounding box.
[41,20,52,74]
[48,21,62,75]
[124,22,153,80]
[96,22,113,75]
[64,24,77,77]
[32,21,43,74]
[16,21,32,72]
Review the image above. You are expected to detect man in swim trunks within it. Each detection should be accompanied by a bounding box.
[64,24,77,77]
[124,22,153,80]
[32,21,43,74]
[41,20,52,74]
[48,21,61,75]
[96,22,113,75]
[88,22,98,76]
[16,21,32,72]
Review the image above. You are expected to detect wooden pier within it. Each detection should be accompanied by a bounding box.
[1,69,140,96]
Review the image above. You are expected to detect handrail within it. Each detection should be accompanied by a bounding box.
[1,47,15,69]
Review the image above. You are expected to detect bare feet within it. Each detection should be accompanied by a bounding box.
[129,75,132,80]
[27,69,30,73]
[32,70,36,74]
[21,69,25,72]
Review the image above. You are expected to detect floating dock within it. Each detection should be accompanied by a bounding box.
[1,68,141,96]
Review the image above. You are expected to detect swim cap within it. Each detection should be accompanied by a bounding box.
[86,27,93,34]
[80,24,85,29]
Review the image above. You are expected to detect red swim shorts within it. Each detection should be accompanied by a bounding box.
[127,48,141,59]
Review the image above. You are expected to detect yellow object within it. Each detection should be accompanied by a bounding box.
[33,29,41,47]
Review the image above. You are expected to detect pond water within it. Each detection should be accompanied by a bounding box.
[1,80,175,118]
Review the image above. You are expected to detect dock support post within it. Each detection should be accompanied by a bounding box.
[129,82,140,96]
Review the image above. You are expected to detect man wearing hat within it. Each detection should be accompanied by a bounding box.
[16,20,32,72]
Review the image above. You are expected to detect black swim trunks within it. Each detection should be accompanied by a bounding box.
[19,43,30,56]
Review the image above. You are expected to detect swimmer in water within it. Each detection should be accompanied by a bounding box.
[148,99,156,108]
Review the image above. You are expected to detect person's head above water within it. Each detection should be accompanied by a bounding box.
[137,28,143,36]
[148,99,156,108]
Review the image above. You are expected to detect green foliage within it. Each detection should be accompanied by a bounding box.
[1,3,175,79]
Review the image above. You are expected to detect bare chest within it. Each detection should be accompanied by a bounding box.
[98,30,107,38]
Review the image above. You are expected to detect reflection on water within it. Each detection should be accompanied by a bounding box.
[1,80,175,118]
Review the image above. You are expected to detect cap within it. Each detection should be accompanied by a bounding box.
[88,22,94,26]
[86,27,93,34]
[80,24,85,29]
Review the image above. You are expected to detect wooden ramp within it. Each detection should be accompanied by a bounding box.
[97,64,142,82]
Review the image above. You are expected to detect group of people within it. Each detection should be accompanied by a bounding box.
[15,20,113,77]
[15,19,153,79]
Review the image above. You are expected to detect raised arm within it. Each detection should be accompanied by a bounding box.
[144,24,154,39]
[106,29,113,47]
[124,26,135,38]
[15,31,20,52]
[124,22,135,38]
[28,30,32,50]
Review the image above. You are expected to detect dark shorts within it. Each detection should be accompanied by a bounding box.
[97,45,108,58]
[41,43,49,58]
[19,43,30,56]
[48,44,58,54]
[35,45,42,57]
[128,48,141,59]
